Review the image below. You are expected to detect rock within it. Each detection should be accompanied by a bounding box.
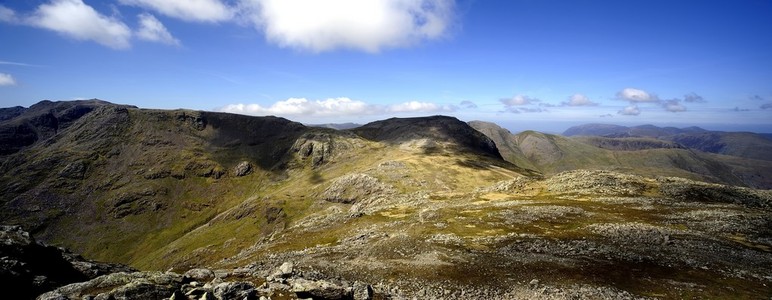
[272,262,294,279]
[291,278,349,299]
[233,161,253,177]
[1,226,134,300]
[321,174,393,204]
[212,281,255,299]
[58,160,87,179]
[529,279,540,286]
[38,271,183,300]
[183,268,215,283]
[352,281,373,300]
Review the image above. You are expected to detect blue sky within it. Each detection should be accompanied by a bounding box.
[1,0,771,133]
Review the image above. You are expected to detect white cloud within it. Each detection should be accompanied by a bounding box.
[221,97,453,117]
[562,94,598,106]
[0,5,18,23]
[136,13,180,46]
[119,0,233,23]
[0,73,17,86]
[221,97,377,117]
[616,88,659,103]
[388,101,453,113]
[240,0,455,52]
[500,95,537,106]
[26,0,132,49]
[618,105,640,116]
[663,99,686,112]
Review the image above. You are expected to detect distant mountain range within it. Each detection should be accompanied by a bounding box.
[470,121,772,189]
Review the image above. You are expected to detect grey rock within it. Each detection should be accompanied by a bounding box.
[212,281,255,300]
[183,268,215,283]
[271,262,293,278]
[233,161,253,177]
[352,281,373,300]
[291,278,349,299]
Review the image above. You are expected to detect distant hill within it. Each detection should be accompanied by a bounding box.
[563,123,772,161]
[307,122,361,130]
[563,123,707,137]
[471,121,772,189]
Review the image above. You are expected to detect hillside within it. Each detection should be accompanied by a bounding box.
[470,121,772,189]
[564,123,772,161]
[2,101,772,299]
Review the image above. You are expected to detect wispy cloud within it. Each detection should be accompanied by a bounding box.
[220,97,454,118]
[459,100,477,109]
[0,5,18,23]
[761,103,772,110]
[0,73,17,86]
[136,13,181,46]
[618,105,640,116]
[662,99,687,112]
[0,61,42,67]
[750,95,765,101]
[119,0,233,23]
[684,92,705,103]
[561,94,598,106]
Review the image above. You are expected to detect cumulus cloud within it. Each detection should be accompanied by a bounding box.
[616,88,659,103]
[562,94,598,106]
[241,0,455,52]
[618,105,640,116]
[119,0,233,23]
[500,95,538,106]
[459,100,477,109]
[136,13,180,46]
[0,73,17,86]
[662,99,687,112]
[26,0,132,49]
[0,5,18,23]
[684,92,705,103]
[221,97,376,117]
[761,103,772,110]
[220,97,452,117]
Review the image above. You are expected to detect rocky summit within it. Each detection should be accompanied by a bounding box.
[1,100,772,299]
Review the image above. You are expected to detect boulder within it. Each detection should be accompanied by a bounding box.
[233,161,253,177]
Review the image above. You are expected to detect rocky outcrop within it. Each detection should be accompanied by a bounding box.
[321,174,394,204]
[0,225,135,300]
[232,161,252,177]
[38,263,377,300]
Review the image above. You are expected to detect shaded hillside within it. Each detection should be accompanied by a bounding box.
[352,116,501,159]
[470,121,772,188]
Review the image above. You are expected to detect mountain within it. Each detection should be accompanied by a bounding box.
[563,123,707,138]
[307,122,362,130]
[2,100,772,299]
[470,121,772,189]
[564,123,772,161]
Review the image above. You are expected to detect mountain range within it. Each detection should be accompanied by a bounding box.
[1,100,771,299]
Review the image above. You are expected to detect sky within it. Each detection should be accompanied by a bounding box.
[1,0,771,133]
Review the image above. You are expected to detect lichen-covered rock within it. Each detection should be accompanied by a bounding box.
[37,271,183,300]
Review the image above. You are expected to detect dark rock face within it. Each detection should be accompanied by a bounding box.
[0,225,135,300]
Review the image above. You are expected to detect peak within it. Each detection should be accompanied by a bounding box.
[352,115,501,158]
